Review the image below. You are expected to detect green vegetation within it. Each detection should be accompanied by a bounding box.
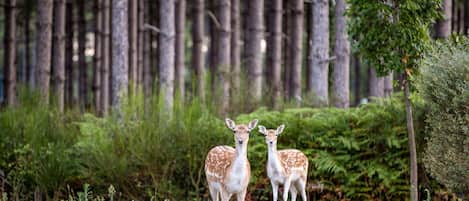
[417,37,469,197]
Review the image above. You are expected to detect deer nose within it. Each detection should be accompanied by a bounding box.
[238,140,243,144]
[269,141,273,144]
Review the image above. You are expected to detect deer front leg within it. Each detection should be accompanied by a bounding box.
[271,181,279,201]
[290,186,297,201]
[283,177,292,201]
[236,189,247,201]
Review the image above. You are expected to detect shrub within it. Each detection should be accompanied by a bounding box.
[417,37,469,197]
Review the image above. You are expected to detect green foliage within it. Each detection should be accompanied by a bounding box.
[417,37,469,197]
[348,0,441,75]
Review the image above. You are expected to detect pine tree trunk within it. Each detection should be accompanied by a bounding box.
[404,75,418,201]
[192,0,205,101]
[452,0,457,33]
[230,0,241,98]
[436,0,452,38]
[143,0,151,106]
[369,67,384,98]
[159,0,175,112]
[137,0,144,87]
[78,0,87,108]
[289,0,303,106]
[332,0,350,108]
[65,0,74,107]
[283,1,291,100]
[4,0,17,106]
[36,0,53,104]
[208,0,218,93]
[305,4,312,93]
[111,0,129,111]
[25,10,32,88]
[353,54,361,106]
[93,0,102,112]
[266,0,282,109]
[214,0,231,113]
[175,0,186,102]
[310,0,329,106]
[465,0,469,35]
[245,0,264,103]
[52,0,66,111]
[129,0,138,94]
[384,72,393,97]
[101,0,111,115]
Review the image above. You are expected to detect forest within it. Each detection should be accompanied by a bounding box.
[0,0,468,200]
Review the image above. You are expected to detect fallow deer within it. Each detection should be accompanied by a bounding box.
[205,118,258,201]
[259,124,308,201]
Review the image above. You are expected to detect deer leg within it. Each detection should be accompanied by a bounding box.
[236,189,247,201]
[283,177,292,201]
[296,179,307,201]
[271,181,279,201]
[220,190,232,201]
[290,186,297,201]
[208,184,219,201]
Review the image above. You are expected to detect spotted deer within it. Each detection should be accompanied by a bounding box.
[259,125,308,201]
[205,118,258,201]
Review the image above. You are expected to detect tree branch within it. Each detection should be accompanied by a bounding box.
[206,10,221,29]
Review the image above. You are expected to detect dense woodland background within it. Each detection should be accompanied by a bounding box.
[0,0,468,200]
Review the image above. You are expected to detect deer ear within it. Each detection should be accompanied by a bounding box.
[225,118,236,131]
[258,125,267,135]
[248,119,259,131]
[276,124,285,135]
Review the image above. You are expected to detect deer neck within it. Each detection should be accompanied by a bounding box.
[234,141,248,161]
[267,144,283,174]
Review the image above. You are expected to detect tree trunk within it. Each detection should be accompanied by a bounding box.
[208,0,218,93]
[93,0,102,112]
[137,0,144,87]
[266,0,282,108]
[452,0,456,33]
[65,0,74,107]
[36,0,53,104]
[4,0,17,106]
[458,1,464,34]
[283,1,291,100]
[25,10,32,88]
[214,0,231,113]
[465,0,469,35]
[78,0,87,108]
[309,0,329,106]
[289,0,303,106]
[245,0,264,103]
[129,0,138,94]
[404,75,418,201]
[436,0,452,38]
[52,0,66,111]
[159,0,175,112]
[192,0,205,101]
[353,54,361,106]
[305,4,312,93]
[369,67,384,98]
[231,0,241,98]
[143,0,151,107]
[111,0,129,111]
[101,0,110,115]
[175,0,186,103]
[384,72,393,97]
[332,0,350,108]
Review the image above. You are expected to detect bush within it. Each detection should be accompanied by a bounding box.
[417,37,469,197]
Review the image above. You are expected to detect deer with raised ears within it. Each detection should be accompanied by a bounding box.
[205,118,258,201]
[259,124,308,201]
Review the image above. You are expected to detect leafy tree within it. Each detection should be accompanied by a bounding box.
[347,0,441,200]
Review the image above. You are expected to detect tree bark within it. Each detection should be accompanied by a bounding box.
[25,9,32,88]
[435,0,452,38]
[353,55,361,106]
[112,0,129,111]
[309,0,329,106]
[93,0,102,112]
[65,0,74,107]
[369,67,384,98]
[332,0,350,108]
[283,1,291,100]
[214,0,231,113]
[36,0,53,104]
[231,0,241,98]
[137,0,144,86]
[305,4,312,93]
[4,0,17,106]
[52,0,66,111]
[78,0,87,108]
[101,0,111,115]
[143,0,151,106]
[452,0,457,33]
[245,0,264,103]
[404,74,418,201]
[175,0,186,102]
[465,0,469,35]
[266,0,282,109]
[384,72,393,97]
[192,0,205,101]
[208,0,218,93]
[289,0,303,106]
[129,0,138,94]
[159,0,175,112]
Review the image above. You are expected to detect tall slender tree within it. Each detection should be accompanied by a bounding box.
[369,68,384,98]
[112,0,129,111]
[129,0,138,93]
[309,0,330,106]
[37,0,53,104]
[159,0,175,112]
[231,0,241,97]
[333,0,350,108]
[305,4,312,93]
[52,0,66,111]
[93,0,102,112]
[353,55,361,105]
[214,0,231,112]
[436,0,452,38]
[192,0,205,100]
[384,72,393,97]
[24,2,32,88]
[78,0,87,108]
[283,1,291,100]
[175,0,186,102]
[245,0,264,103]
[266,0,282,108]
[65,0,74,107]
[289,0,303,105]
[101,0,111,114]
[137,0,144,86]
[465,0,469,35]
[4,0,17,106]
[143,0,152,104]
